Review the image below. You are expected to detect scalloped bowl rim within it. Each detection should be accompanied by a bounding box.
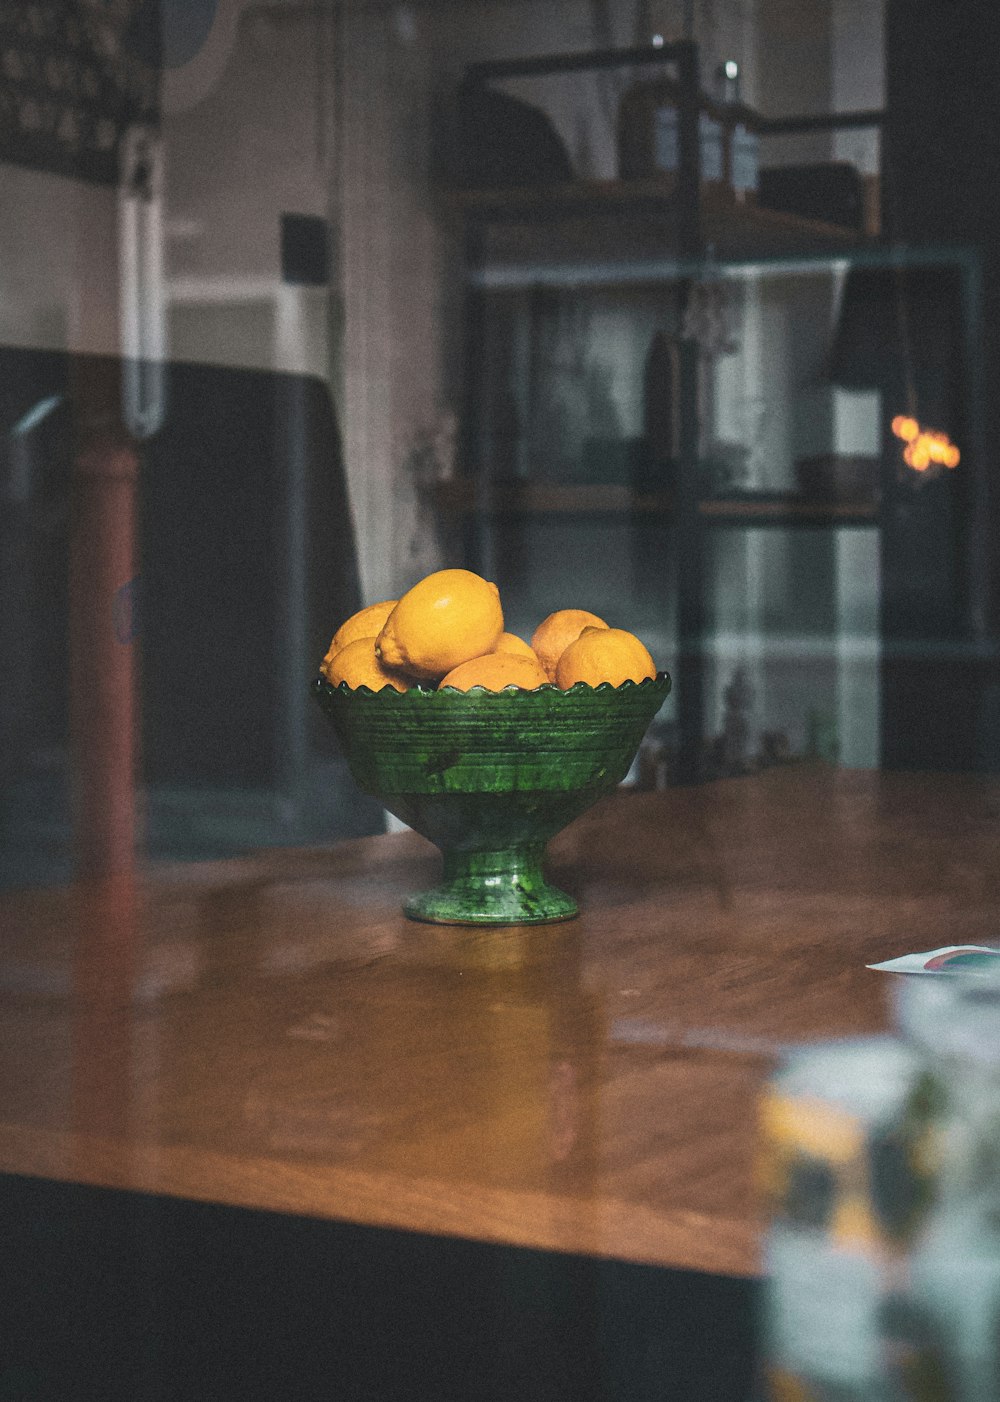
[314,671,671,700]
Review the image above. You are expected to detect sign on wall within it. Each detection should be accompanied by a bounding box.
[0,0,159,185]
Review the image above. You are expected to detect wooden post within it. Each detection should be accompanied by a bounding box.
[69,413,139,879]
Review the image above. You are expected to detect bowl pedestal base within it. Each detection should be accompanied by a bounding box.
[403,844,578,926]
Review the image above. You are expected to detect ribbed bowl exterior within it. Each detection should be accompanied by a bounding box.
[313,674,671,849]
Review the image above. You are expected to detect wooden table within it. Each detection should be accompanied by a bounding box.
[1,766,998,1398]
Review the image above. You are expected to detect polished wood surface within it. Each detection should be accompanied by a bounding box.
[1,767,998,1278]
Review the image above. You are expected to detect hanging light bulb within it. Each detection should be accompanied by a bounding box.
[892,416,960,476]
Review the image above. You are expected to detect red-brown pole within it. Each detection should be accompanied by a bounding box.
[69,426,139,880]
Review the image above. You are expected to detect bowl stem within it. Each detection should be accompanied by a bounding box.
[403,842,578,926]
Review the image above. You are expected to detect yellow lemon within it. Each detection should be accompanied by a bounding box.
[324,600,397,665]
[530,609,609,681]
[376,569,503,682]
[322,637,409,692]
[439,650,549,692]
[495,631,539,661]
[555,627,656,689]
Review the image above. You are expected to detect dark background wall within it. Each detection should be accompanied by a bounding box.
[885,0,1000,630]
[883,0,1000,769]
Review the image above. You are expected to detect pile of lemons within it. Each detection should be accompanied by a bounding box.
[320,568,657,693]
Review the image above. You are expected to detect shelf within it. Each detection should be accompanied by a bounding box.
[450,180,865,286]
[427,479,879,526]
[699,494,879,527]
[429,479,672,516]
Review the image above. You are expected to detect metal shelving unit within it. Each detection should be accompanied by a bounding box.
[440,41,983,778]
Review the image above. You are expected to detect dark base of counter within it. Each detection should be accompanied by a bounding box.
[0,1172,758,1402]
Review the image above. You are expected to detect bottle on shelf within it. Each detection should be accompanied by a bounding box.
[617,73,729,191]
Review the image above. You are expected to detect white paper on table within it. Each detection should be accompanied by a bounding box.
[867,945,1000,975]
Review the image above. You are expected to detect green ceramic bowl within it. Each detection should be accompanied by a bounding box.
[313,672,671,926]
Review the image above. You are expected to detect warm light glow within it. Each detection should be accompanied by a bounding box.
[891,415,960,474]
[891,415,919,442]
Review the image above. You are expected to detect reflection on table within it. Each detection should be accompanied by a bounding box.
[1,766,999,1398]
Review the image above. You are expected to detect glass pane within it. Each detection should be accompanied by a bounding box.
[3,2,999,1398]
[710,265,883,496]
[705,525,881,769]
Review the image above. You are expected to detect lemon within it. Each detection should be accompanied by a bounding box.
[495,632,539,661]
[322,637,409,691]
[555,627,656,689]
[376,569,503,682]
[439,651,549,692]
[324,600,397,665]
[530,609,609,681]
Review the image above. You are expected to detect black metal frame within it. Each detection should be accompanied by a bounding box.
[458,42,891,781]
